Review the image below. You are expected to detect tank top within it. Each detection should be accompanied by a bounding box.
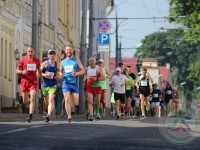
[62,57,78,83]
[151,89,161,102]
[139,76,150,88]
[41,60,57,87]
[165,85,172,96]
[100,67,107,90]
[86,65,101,88]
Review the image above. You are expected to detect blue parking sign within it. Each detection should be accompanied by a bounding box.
[98,33,110,45]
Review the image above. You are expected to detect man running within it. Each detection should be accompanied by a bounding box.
[110,67,129,120]
[163,81,174,117]
[40,49,59,122]
[59,44,85,123]
[151,83,162,117]
[16,45,43,123]
[136,68,153,117]
[98,59,111,116]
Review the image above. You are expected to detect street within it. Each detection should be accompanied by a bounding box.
[0,114,200,150]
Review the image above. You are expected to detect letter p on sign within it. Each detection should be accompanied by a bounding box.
[98,33,110,45]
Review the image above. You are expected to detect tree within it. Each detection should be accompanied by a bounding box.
[135,30,199,92]
[168,0,200,43]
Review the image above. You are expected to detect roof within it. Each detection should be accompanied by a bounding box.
[141,58,158,62]
[110,57,138,72]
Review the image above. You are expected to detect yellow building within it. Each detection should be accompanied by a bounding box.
[0,0,81,110]
[0,0,111,113]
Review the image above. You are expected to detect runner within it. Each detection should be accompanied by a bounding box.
[150,83,162,117]
[84,57,105,121]
[124,68,135,117]
[40,49,59,122]
[98,59,111,116]
[163,81,174,117]
[110,67,129,120]
[136,68,153,117]
[172,88,179,117]
[16,45,43,123]
[59,44,85,123]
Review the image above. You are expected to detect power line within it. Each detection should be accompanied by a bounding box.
[91,16,186,20]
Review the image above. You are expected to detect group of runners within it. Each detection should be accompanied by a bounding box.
[16,45,85,123]
[16,45,179,123]
[110,62,180,119]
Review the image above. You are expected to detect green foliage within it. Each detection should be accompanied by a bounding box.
[135,30,200,91]
[168,0,200,43]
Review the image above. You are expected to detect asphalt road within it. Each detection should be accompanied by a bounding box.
[0,115,200,150]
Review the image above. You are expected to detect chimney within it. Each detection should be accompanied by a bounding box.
[166,63,170,69]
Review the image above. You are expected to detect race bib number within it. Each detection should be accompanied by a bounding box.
[153,93,159,98]
[64,65,74,73]
[45,71,54,79]
[140,80,147,86]
[87,69,96,77]
[27,64,36,71]
[167,90,172,94]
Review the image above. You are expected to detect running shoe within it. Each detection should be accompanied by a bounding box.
[45,115,50,123]
[88,115,94,121]
[27,117,32,123]
[96,113,101,119]
[68,118,72,123]
[141,113,146,117]
[27,114,32,123]
[116,115,120,120]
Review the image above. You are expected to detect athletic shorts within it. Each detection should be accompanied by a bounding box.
[42,85,57,97]
[100,89,107,94]
[114,92,125,104]
[139,87,150,97]
[131,100,135,107]
[173,100,179,105]
[151,102,160,107]
[165,96,172,104]
[125,90,132,98]
[86,86,102,95]
[21,81,37,93]
[62,83,79,94]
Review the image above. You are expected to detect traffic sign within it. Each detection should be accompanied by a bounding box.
[99,20,110,32]
[98,33,110,45]
[98,45,109,52]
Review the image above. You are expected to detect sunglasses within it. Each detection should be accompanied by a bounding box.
[49,53,56,55]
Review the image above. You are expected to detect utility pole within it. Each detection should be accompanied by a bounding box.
[119,37,122,63]
[32,0,39,114]
[32,0,39,57]
[88,0,93,59]
[115,10,119,68]
[79,0,88,114]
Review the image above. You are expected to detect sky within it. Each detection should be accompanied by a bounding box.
[108,0,177,58]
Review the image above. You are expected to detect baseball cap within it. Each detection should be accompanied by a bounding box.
[116,67,121,72]
[48,49,56,54]
[99,59,104,63]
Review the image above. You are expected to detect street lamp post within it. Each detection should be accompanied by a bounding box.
[115,10,119,68]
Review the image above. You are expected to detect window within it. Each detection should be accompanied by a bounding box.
[4,40,7,77]
[9,43,12,80]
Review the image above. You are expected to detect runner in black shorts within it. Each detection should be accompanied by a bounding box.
[136,68,153,117]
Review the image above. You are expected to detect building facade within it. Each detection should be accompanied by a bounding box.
[0,0,112,113]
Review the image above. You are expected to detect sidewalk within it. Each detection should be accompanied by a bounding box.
[0,112,114,122]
